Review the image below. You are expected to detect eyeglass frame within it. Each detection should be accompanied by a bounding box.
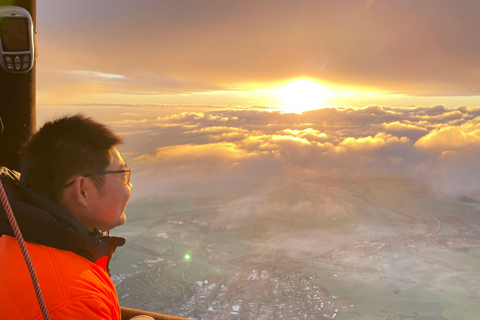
[63,168,131,189]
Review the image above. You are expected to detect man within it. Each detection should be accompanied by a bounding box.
[0,114,131,319]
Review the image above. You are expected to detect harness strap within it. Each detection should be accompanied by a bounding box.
[0,180,51,320]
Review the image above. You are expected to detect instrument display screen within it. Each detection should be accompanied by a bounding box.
[0,18,29,52]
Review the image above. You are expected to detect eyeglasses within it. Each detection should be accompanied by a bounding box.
[64,168,131,188]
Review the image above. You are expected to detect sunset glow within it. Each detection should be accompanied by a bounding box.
[278,79,331,113]
[36,1,480,109]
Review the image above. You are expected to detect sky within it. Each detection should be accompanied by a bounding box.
[34,0,480,202]
[37,0,480,109]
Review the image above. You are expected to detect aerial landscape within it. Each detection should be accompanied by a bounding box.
[111,174,480,319]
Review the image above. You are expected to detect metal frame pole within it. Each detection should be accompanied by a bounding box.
[0,0,35,171]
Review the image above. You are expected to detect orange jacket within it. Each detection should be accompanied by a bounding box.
[0,168,125,319]
[0,235,121,320]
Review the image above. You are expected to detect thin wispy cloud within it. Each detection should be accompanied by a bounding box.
[68,70,126,80]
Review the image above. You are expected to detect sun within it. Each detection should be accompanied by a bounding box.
[278,79,331,113]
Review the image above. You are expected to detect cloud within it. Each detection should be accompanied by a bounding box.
[416,149,480,198]
[134,142,250,169]
[282,128,328,142]
[157,112,206,122]
[414,121,480,153]
[337,133,410,153]
[381,122,428,141]
[68,70,126,80]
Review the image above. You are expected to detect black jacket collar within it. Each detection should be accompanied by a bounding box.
[0,167,125,263]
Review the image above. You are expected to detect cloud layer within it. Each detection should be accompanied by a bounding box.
[102,105,480,199]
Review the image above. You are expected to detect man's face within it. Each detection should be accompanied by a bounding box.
[89,147,132,231]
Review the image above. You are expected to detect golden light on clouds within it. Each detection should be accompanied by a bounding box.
[37,104,480,200]
[414,124,480,152]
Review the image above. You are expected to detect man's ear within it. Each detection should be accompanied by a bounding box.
[72,176,91,207]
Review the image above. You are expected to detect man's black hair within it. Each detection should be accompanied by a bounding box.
[21,114,123,201]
